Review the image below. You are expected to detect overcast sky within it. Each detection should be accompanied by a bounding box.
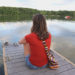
[0,0,75,11]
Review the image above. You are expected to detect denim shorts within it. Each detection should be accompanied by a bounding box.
[25,55,48,69]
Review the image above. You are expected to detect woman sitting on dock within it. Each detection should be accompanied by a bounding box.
[19,14,58,69]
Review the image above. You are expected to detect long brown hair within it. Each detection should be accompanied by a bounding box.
[31,14,49,40]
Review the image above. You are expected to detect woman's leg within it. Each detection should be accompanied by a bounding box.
[23,43,30,57]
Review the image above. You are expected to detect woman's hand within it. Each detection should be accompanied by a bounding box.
[19,37,27,44]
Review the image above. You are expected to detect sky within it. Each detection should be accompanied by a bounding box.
[0,0,75,11]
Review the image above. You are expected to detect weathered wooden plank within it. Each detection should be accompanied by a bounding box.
[5,47,24,51]
[5,50,24,55]
[7,63,73,75]
[7,65,27,74]
[58,69,75,75]
[5,52,24,56]
[6,62,25,69]
[6,57,25,64]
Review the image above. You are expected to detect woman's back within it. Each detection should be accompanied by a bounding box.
[19,14,52,69]
[25,32,51,67]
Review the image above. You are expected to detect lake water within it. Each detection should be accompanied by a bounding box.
[0,42,4,75]
[0,19,75,74]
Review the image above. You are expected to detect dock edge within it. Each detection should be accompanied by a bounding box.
[51,49,75,67]
[3,46,8,75]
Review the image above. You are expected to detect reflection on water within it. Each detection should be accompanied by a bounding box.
[0,42,4,75]
[0,21,32,42]
[0,19,75,74]
[0,20,75,42]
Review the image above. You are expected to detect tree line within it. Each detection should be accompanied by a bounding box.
[0,7,75,21]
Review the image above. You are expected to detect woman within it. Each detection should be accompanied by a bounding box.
[19,14,51,69]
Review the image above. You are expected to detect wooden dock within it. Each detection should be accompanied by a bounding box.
[3,43,75,75]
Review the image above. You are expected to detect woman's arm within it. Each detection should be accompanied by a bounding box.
[19,37,26,44]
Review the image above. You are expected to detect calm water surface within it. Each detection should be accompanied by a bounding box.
[0,20,75,42]
[0,20,75,74]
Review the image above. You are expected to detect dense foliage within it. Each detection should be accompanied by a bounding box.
[0,7,75,21]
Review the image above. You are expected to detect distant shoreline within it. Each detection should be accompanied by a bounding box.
[0,7,75,22]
